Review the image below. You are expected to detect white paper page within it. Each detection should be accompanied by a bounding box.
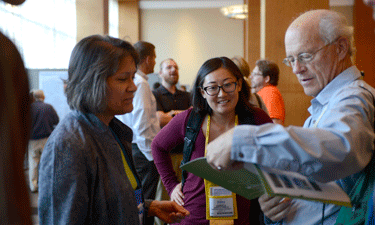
[258,165,351,205]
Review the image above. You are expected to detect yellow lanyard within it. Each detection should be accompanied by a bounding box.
[204,114,238,223]
[205,114,238,153]
[118,144,138,190]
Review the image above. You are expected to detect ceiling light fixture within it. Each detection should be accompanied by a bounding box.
[220,4,248,20]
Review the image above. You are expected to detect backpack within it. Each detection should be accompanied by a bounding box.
[335,87,375,225]
[334,157,375,225]
[180,108,258,188]
[179,109,265,225]
[180,110,204,189]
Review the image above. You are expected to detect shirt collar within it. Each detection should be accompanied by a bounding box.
[158,85,172,95]
[136,70,148,80]
[313,66,361,106]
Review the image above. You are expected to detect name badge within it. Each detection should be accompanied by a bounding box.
[205,183,238,220]
[209,196,234,217]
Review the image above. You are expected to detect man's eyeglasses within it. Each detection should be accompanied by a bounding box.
[250,72,263,77]
[282,38,339,67]
[202,82,237,96]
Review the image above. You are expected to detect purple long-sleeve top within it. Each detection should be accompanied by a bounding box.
[152,108,272,224]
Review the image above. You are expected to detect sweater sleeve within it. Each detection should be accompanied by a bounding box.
[151,109,191,195]
[39,131,90,224]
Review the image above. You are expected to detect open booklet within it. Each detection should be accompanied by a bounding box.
[180,157,352,207]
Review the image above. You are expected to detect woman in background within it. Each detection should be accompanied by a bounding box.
[231,56,268,114]
[152,57,272,224]
[38,35,189,225]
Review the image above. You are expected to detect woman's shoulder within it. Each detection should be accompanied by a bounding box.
[47,112,94,150]
[238,105,272,125]
[252,107,273,124]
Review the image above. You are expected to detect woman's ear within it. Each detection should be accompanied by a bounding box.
[200,87,207,99]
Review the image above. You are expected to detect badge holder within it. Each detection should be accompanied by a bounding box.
[204,115,239,224]
[205,179,238,224]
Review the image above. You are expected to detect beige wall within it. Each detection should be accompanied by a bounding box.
[140,8,244,88]
[119,1,139,42]
[76,0,107,42]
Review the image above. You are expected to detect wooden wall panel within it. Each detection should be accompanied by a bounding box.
[245,0,261,66]
[246,0,329,126]
[354,0,375,88]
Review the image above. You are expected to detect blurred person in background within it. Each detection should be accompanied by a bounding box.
[0,0,32,224]
[153,58,191,128]
[231,56,269,114]
[28,89,59,193]
[250,59,285,125]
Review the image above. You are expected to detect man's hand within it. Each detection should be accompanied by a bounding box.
[206,128,243,171]
[148,200,190,224]
[170,183,184,206]
[258,194,292,222]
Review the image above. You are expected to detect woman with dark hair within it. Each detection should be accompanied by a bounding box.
[152,57,272,224]
[38,35,189,225]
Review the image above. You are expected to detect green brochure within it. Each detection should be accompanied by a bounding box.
[181,157,352,207]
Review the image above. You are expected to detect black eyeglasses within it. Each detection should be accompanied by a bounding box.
[202,82,237,96]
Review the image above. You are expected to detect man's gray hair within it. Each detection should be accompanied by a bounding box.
[319,10,354,56]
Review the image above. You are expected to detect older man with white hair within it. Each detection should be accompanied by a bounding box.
[206,9,375,225]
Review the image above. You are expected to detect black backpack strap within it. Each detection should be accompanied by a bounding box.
[181,110,204,189]
[254,93,262,108]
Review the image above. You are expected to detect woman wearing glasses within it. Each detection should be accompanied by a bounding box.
[152,57,272,224]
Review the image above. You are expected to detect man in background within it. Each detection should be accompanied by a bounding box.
[29,89,59,192]
[250,60,285,125]
[152,58,191,188]
[116,41,160,225]
[153,58,191,128]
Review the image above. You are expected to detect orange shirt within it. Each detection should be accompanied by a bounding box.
[257,85,285,123]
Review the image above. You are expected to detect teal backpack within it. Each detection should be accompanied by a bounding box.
[335,87,375,225]
[335,157,375,225]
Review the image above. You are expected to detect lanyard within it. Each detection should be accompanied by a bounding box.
[110,128,141,190]
[204,114,238,223]
[119,147,138,190]
[205,114,238,154]
[313,105,328,128]
[110,128,145,223]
